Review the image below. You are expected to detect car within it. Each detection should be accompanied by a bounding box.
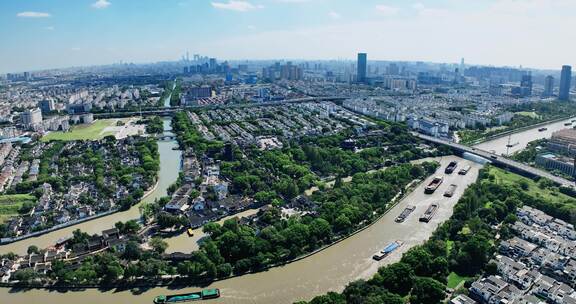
[187,228,195,237]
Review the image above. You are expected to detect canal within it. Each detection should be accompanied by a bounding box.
[1,156,483,304]
[474,116,576,155]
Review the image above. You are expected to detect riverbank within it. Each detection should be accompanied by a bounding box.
[0,156,482,304]
[0,174,423,290]
[463,115,576,146]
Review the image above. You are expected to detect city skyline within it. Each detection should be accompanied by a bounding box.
[2,0,576,73]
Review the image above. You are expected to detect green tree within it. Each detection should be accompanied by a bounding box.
[150,237,169,254]
[410,277,446,304]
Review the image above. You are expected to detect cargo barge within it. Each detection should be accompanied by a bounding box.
[444,184,457,197]
[373,241,403,261]
[395,205,416,223]
[424,176,444,194]
[153,289,220,303]
[419,203,439,223]
[444,161,458,174]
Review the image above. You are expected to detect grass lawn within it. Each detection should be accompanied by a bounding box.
[447,272,471,289]
[41,119,121,142]
[488,167,573,202]
[0,194,36,223]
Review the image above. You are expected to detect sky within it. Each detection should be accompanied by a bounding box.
[1,0,576,73]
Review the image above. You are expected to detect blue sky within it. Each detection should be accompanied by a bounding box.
[1,0,575,73]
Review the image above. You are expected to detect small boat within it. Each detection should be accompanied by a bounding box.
[565,122,573,126]
[373,241,403,261]
[538,127,547,132]
[153,289,220,303]
[444,184,458,197]
[458,165,471,175]
[187,228,195,237]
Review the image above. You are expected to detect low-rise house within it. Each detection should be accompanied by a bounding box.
[500,237,538,258]
[451,295,477,304]
[470,275,509,303]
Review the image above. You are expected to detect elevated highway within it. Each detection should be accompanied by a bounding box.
[415,133,576,189]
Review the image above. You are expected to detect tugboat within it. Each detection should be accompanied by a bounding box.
[373,241,403,261]
[153,289,220,303]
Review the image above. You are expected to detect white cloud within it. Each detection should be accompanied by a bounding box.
[70,47,82,51]
[328,11,341,19]
[44,26,55,31]
[92,0,111,9]
[375,5,399,16]
[16,12,51,18]
[211,1,263,12]
[247,25,257,30]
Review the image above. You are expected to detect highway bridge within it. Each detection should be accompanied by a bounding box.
[415,133,576,189]
[93,96,347,119]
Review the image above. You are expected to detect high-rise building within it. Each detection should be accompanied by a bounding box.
[543,76,554,97]
[520,74,533,97]
[559,65,572,101]
[357,53,367,83]
[39,99,55,113]
[21,108,43,128]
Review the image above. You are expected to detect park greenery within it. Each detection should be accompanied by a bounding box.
[297,166,576,304]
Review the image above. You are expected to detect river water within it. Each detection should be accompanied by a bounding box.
[474,116,576,156]
[1,156,483,304]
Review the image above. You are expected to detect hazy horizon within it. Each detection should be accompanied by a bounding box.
[2,0,576,73]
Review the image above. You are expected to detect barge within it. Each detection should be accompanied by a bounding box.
[424,176,444,194]
[419,203,439,223]
[153,289,220,303]
[444,184,457,197]
[395,205,416,223]
[444,161,458,174]
[373,241,403,261]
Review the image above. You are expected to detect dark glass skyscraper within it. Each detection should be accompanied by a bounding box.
[357,53,367,83]
[559,65,572,101]
[543,75,554,98]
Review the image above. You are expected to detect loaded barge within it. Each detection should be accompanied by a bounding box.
[424,176,444,194]
[444,161,458,174]
[395,205,416,223]
[373,241,403,261]
[419,203,439,223]
[153,289,220,303]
